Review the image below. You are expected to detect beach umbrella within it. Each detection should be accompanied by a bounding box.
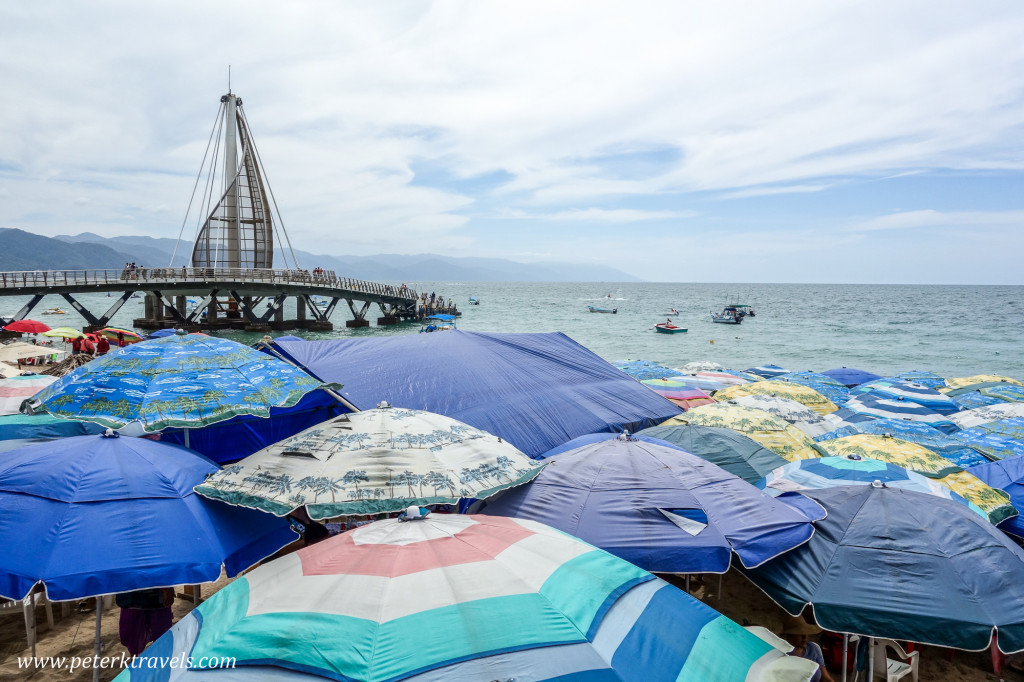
[714,380,838,416]
[145,328,179,340]
[946,374,1023,391]
[756,456,988,519]
[0,342,64,365]
[689,370,752,386]
[114,514,817,682]
[746,364,791,379]
[40,326,84,339]
[816,434,1015,523]
[949,427,1024,462]
[891,370,947,390]
[2,320,49,334]
[664,402,824,462]
[642,374,732,392]
[773,372,851,406]
[97,326,143,342]
[743,484,1024,654]
[26,332,331,434]
[829,392,959,433]
[646,384,715,410]
[951,403,1024,430]
[723,395,834,437]
[969,456,1024,538]
[821,367,882,388]
[195,405,543,519]
[815,418,988,468]
[614,360,679,380]
[0,375,56,416]
[952,391,1004,410]
[637,422,789,483]
[964,418,1024,441]
[850,379,961,415]
[678,360,726,373]
[473,435,820,574]
[977,384,1024,403]
[0,432,297,602]
[0,364,24,379]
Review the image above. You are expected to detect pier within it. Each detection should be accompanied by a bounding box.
[0,267,420,332]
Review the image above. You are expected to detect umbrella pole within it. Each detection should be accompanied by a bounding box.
[93,599,102,682]
[184,428,190,448]
[842,633,848,682]
[867,637,873,681]
[28,591,36,659]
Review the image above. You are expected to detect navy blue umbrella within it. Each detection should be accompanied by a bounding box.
[743,484,1024,653]
[822,367,883,388]
[969,456,1024,538]
[0,432,297,601]
[474,434,820,574]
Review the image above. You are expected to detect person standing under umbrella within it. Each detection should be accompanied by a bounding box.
[116,587,176,656]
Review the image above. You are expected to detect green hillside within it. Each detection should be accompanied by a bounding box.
[0,228,136,270]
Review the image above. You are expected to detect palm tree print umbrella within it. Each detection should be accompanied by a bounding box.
[195,405,544,518]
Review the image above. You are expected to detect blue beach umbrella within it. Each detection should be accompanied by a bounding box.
[821,367,882,388]
[27,333,333,434]
[145,329,178,339]
[952,404,1024,430]
[950,429,1024,462]
[969,456,1024,538]
[775,372,851,405]
[952,391,1004,410]
[965,418,1024,441]
[756,456,988,519]
[979,384,1024,403]
[615,360,681,380]
[746,364,791,379]
[743,484,1024,653]
[473,434,821,574]
[830,392,959,434]
[891,370,947,390]
[637,423,789,483]
[851,379,961,415]
[815,418,988,468]
[0,432,297,601]
[642,374,732,392]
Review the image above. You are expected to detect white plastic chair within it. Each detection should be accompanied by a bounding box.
[871,638,919,682]
[0,591,54,657]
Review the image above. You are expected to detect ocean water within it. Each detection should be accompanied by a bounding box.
[4,282,1022,380]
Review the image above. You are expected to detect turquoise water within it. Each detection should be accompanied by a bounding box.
[4,283,1022,380]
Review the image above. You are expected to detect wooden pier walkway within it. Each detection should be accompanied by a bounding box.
[0,267,422,332]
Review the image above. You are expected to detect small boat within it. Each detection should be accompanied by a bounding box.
[469,296,480,305]
[711,309,742,324]
[655,322,687,334]
[588,306,617,314]
[41,308,67,315]
[420,314,457,333]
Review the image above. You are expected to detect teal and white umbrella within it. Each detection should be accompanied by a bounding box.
[195,405,544,518]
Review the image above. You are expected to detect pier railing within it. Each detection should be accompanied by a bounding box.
[0,268,419,301]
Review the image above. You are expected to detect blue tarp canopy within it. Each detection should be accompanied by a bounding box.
[271,331,683,458]
[969,456,1024,538]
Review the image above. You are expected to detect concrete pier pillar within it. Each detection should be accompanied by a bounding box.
[176,295,186,316]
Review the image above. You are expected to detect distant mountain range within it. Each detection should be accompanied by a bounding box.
[0,228,640,282]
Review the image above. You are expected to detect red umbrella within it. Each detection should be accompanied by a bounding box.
[3,320,50,334]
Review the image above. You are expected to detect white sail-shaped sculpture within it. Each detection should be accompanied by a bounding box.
[191,93,274,269]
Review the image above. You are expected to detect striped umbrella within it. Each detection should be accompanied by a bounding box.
[756,456,988,519]
[951,404,1024,430]
[851,379,961,415]
[815,418,987,469]
[642,375,732,393]
[97,326,143,341]
[952,391,1004,410]
[665,402,824,462]
[816,434,1016,524]
[979,384,1024,403]
[745,364,791,379]
[113,515,816,682]
[714,380,838,416]
[830,392,959,433]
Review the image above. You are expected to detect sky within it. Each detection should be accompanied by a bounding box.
[1,1,1023,283]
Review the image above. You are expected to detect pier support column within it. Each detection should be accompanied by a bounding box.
[207,299,218,325]
[176,296,186,316]
[296,296,309,328]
